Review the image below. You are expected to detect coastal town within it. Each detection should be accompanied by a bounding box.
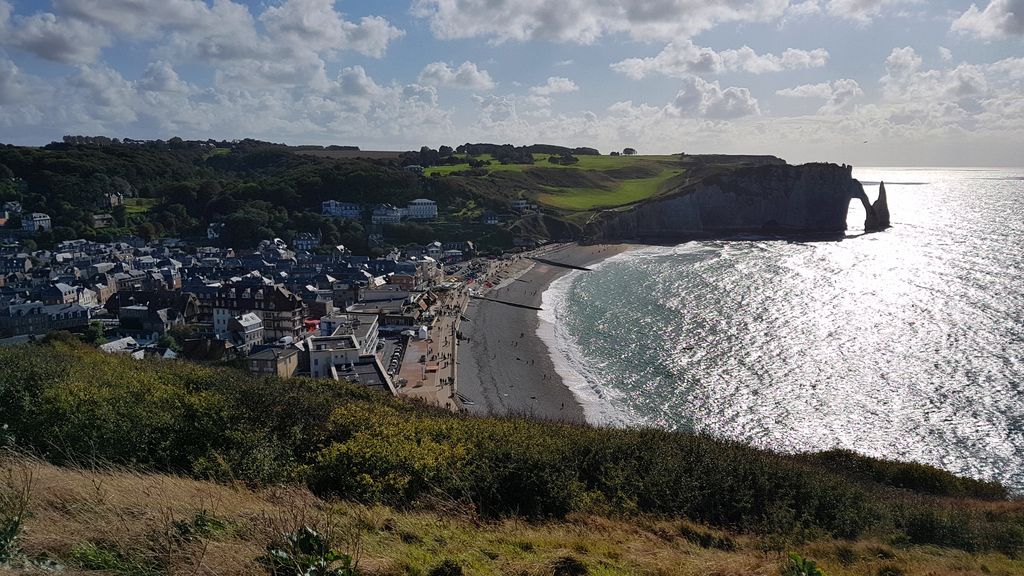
[0,188,554,413]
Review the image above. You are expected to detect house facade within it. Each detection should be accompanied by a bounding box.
[21,213,51,233]
[406,199,438,220]
[0,302,91,337]
[371,205,404,224]
[247,347,300,378]
[293,232,321,252]
[322,201,362,219]
[211,284,305,343]
[227,312,264,354]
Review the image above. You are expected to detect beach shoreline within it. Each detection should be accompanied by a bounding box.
[457,243,632,422]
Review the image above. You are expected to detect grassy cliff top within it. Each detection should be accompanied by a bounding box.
[426,154,688,213]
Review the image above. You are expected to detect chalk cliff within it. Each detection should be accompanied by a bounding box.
[586,162,888,241]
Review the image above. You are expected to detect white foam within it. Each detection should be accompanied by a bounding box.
[535,246,677,426]
[535,243,741,426]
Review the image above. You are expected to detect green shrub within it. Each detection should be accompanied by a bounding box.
[0,515,20,563]
[803,450,1005,500]
[781,552,827,576]
[170,510,233,542]
[0,467,30,564]
[69,542,160,576]
[259,526,354,576]
[899,506,978,551]
[0,342,1018,554]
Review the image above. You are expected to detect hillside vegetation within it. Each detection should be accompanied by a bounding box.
[1,339,1022,575]
[4,456,1023,576]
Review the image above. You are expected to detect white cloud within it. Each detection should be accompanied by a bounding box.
[529,77,579,96]
[411,0,793,44]
[260,0,404,58]
[777,82,835,99]
[52,0,213,37]
[826,0,915,23]
[668,76,761,119]
[0,4,110,64]
[939,47,953,63]
[952,0,1024,40]
[985,57,1024,80]
[611,40,828,79]
[0,56,28,105]
[0,0,403,97]
[786,0,822,18]
[473,93,525,131]
[777,79,863,113]
[66,64,140,124]
[137,60,191,94]
[418,61,495,90]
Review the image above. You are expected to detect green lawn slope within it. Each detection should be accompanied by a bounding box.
[425,154,686,213]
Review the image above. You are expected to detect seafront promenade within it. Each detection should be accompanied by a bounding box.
[396,286,468,411]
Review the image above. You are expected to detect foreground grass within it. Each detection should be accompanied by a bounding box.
[1,340,1022,574]
[3,456,1022,576]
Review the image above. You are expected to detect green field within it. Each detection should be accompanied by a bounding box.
[427,154,686,212]
[123,197,159,214]
[537,171,684,211]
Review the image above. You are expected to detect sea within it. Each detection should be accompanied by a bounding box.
[538,167,1024,492]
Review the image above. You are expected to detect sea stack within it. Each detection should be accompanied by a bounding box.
[872,181,891,229]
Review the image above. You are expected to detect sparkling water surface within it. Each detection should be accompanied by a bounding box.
[543,168,1024,491]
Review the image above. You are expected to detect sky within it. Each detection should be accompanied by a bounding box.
[0,0,1022,166]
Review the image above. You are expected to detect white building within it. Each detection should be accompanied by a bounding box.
[371,205,404,224]
[424,241,443,259]
[293,232,321,252]
[22,213,51,233]
[406,199,437,220]
[308,334,364,378]
[319,312,379,351]
[322,201,362,219]
[207,223,224,240]
[100,336,143,359]
[227,312,264,355]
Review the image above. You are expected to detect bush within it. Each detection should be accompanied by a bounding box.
[70,542,161,576]
[781,552,827,576]
[0,342,1019,553]
[259,526,355,576]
